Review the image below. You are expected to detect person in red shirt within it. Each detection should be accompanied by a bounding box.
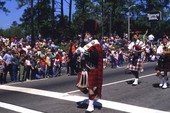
[38,57,48,78]
[56,51,62,76]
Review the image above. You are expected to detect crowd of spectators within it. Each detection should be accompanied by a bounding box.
[0,32,163,84]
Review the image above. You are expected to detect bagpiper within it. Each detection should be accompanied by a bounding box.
[155,38,170,89]
[127,34,146,85]
[75,20,103,112]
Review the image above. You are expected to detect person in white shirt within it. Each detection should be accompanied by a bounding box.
[127,34,146,85]
[148,34,155,43]
[155,38,170,89]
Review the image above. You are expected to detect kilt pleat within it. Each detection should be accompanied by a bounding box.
[127,58,143,71]
[76,44,103,98]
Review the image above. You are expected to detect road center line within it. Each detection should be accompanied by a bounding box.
[66,73,156,94]
[0,83,169,113]
[0,102,43,113]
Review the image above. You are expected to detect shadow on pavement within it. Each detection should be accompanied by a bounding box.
[76,99,102,111]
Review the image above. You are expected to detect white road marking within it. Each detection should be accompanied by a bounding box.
[0,84,169,113]
[103,73,156,86]
[0,102,43,113]
[66,73,156,94]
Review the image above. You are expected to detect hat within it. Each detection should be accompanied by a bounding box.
[84,19,98,35]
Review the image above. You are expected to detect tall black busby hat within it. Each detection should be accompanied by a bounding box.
[84,19,98,36]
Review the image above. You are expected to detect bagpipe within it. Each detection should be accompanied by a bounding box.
[133,40,145,51]
[76,19,99,88]
[77,19,99,70]
[157,43,170,67]
[163,45,170,52]
[130,40,145,65]
[162,44,170,60]
[130,40,145,57]
[82,46,99,70]
[133,44,142,50]
[76,39,100,70]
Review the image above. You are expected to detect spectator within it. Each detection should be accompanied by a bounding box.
[0,59,5,84]
[118,48,123,67]
[30,55,38,80]
[38,57,47,78]
[3,49,13,83]
[25,55,32,81]
[11,52,19,82]
[145,46,150,62]
[148,34,155,43]
[19,50,26,82]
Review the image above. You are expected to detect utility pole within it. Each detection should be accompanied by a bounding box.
[128,5,136,40]
[31,0,35,47]
[102,0,104,38]
[109,7,112,38]
[37,0,40,33]
[69,0,72,24]
[52,0,55,39]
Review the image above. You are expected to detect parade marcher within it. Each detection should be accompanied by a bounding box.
[127,34,146,85]
[76,20,103,112]
[155,38,170,89]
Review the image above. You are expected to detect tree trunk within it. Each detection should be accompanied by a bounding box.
[69,0,72,25]
[31,0,35,47]
[52,0,55,39]
[61,0,64,25]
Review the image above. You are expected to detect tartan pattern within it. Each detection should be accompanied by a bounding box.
[127,58,143,71]
[155,57,170,71]
[76,44,103,98]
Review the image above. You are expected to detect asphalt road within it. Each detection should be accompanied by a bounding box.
[0,62,170,113]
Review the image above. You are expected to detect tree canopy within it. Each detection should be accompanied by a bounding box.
[0,0,170,41]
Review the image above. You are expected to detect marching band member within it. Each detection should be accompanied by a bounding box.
[127,34,146,85]
[155,38,170,89]
[75,20,103,112]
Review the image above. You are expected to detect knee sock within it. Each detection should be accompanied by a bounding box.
[81,88,88,94]
[132,71,139,78]
[89,94,95,100]
[163,76,168,82]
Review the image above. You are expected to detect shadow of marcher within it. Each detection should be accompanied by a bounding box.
[126,80,141,85]
[152,83,169,88]
[152,83,160,88]
[126,80,134,84]
[76,99,102,112]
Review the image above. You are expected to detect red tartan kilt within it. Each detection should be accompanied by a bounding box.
[76,44,103,98]
[76,67,103,98]
[76,68,102,88]
[89,68,101,88]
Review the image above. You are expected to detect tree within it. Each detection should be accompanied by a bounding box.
[0,0,10,13]
[2,21,25,38]
[19,0,53,38]
[1,0,170,41]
